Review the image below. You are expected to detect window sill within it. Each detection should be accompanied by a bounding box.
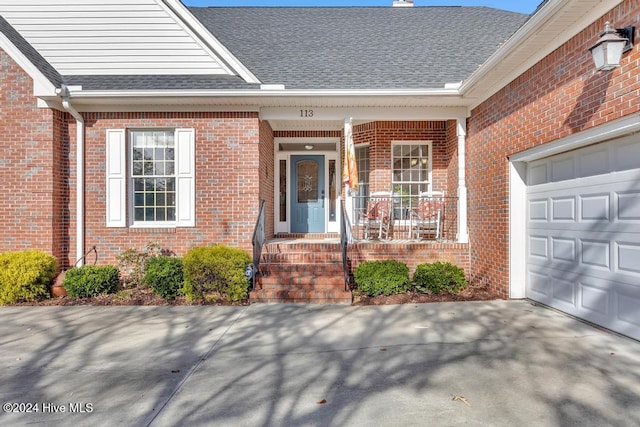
[128,225,177,234]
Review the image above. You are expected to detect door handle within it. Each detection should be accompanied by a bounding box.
[321,190,325,208]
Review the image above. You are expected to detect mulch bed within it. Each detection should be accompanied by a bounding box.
[12,282,499,306]
[352,283,500,305]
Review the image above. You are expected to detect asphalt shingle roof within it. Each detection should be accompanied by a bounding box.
[2,7,528,92]
[63,75,259,91]
[190,6,528,90]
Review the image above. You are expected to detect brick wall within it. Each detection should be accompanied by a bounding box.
[259,120,275,239]
[0,49,71,265]
[353,121,450,193]
[349,242,470,279]
[467,1,640,297]
[82,112,261,264]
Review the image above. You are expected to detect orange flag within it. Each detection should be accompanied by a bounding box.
[343,118,359,192]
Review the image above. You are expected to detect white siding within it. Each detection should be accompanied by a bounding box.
[0,0,233,75]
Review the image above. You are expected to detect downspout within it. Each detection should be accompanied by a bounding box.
[59,86,85,267]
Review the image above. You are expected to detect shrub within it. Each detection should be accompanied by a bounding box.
[0,250,57,304]
[144,256,183,300]
[117,242,168,288]
[354,260,410,297]
[63,265,120,298]
[183,245,251,302]
[413,262,467,294]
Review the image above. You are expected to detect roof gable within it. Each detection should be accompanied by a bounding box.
[0,0,257,82]
[0,16,60,96]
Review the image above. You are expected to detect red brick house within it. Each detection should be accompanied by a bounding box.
[1,1,639,338]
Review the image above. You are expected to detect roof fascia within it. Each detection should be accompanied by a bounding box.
[459,0,624,109]
[66,87,462,98]
[0,32,58,97]
[161,0,261,84]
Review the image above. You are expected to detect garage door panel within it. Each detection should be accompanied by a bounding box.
[618,191,640,220]
[617,241,640,276]
[617,292,640,329]
[581,239,610,270]
[528,268,552,303]
[526,136,639,340]
[551,237,576,263]
[552,196,576,221]
[580,281,610,320]
[552,275,576,308]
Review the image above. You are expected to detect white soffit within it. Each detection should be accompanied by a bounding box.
[0,0,246,77]
[461,0,624,108]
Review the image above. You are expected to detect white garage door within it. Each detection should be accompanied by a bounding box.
[526,135,640,340]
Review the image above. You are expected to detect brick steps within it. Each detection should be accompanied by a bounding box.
[250,241,351,304]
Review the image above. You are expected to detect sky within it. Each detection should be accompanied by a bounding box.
[182,0,542,15]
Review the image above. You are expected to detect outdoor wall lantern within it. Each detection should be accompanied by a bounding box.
[589,21,635,71]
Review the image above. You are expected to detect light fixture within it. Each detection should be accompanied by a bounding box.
[589,21,634,71]
[304,144,314,151]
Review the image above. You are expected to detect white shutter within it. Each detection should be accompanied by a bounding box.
[175,128,195,227]
[105,129,126,227]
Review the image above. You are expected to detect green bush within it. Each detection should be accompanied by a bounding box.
[354,260,410,297]
[0,250,57,304]
[117,242,166,288]
[413,262,467,294]
[183,245,251,302]
[63,265,120,298]
[144,256,183,300]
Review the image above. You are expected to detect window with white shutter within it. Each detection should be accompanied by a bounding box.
[105,128,195,228]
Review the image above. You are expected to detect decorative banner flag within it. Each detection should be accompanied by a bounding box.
[343,117,359,192]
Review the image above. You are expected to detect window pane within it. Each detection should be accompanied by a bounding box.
[132,161,143,176]
[392,143,431,193]
[154,162,165,175]
[296,160,318,203]
[130,130,177,223]
[167,207,176,221]
[279,159,287,222]
[329,159,336,222]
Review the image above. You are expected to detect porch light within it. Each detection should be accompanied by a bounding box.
[304,144,314,150]
[589,22,634,71]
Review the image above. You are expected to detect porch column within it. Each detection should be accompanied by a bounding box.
[457,118,469,243]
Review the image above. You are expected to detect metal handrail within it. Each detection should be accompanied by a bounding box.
[340,199,352,291]
[251,199,266,290]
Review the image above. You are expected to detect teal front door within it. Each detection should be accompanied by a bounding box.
[291,155,325,233]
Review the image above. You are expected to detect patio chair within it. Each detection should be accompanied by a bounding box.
[410,191,444,240]
[359,191,393,240]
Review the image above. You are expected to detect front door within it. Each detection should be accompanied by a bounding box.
[291,155,325,233]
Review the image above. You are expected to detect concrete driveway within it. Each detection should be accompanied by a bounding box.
[1,300,639,426]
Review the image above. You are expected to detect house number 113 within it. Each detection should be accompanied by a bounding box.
[300,109,314,118]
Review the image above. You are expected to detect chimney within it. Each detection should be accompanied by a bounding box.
[392,0,414,6]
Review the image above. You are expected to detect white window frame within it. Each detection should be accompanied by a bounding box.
[129,129,178,228]
[105,128,195,229]
[391,141,433,195]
